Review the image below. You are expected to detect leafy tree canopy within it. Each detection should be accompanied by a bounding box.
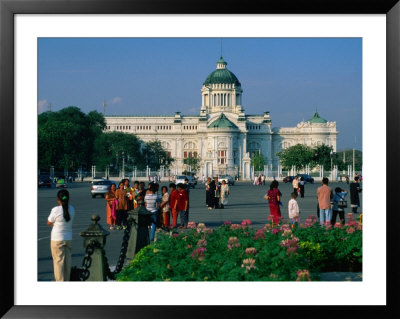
[251,153,267,171]
[142,140,174,170]
[276,144,314,170]
[92,132,142,172]
[183,156,201,173]
[38,106,103,171]
[277,143,363,171]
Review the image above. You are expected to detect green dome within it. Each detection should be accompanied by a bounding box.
[307,111,327,124]
[208,113,238,129]
[203,57,241,86]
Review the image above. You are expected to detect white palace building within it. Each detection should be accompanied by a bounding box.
[104,57,338,180]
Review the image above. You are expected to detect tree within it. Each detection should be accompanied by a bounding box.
[183,156,201,173]
[276,144,314,170]
[38,106,104,171]
[92,131,143,173]
[312,144,335,170]
[142,140,174,170]
[250,153,266,171]
[335,149,363,171]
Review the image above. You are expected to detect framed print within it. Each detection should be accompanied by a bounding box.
[1,0,399,318]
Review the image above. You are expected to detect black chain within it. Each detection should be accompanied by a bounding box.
[108,217,133,277]
[79,240,96,281]
[103,249,115,280]
[73,217,134,281]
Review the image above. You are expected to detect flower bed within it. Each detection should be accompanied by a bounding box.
[116,214,362,281]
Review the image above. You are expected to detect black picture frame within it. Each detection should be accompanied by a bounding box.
[1,0,399,318]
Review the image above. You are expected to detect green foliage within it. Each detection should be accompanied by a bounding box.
[312,144,334,170]
[276,143,362,172]
[183,156,201,173]
[276,144,314,170]
[142,140,174,170]
[116,217,362,281]
[92,132,143,172]
[335,150,363,171]
[250,153,266,171]
[38,106,174,172]
[38,107,103,171]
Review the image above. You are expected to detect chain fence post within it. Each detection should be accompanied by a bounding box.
[79,215,110,281]
[126,198,154,263]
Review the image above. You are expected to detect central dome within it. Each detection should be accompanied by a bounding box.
[203,57,241,86]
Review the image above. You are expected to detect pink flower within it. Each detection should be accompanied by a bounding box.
[227,237,240,250]
[286,246,298,255]
[280,235,299,249]
[304,215,318,228]
[272,228,280,234]
[334,222,343,228]
[281,224,291,231]
[172,233,179,238]
[270,273,279,279]
[223,221,232,225]
[324,222,332,230]
[347,220,357,227]
[230,224,241,230]
[241,258,256,272]
[296,269,311,281]
[187,221,197,229]
[190,247,207,261]
[241,219,252,226]
[282,229,292,237]
[186,244,192,249]
[346,226,355,234]
[254,229,265,240]
[197,239,207,247]
[196,223,207,233]
[245,247,257,255]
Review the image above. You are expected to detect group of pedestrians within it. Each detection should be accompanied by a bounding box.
[264,175,362,226]
[104,179,192,236]
[205,176,229,209]
[292,176,305,198]
[253,174,266,186]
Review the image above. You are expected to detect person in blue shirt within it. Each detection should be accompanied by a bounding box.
[331,187,347,225]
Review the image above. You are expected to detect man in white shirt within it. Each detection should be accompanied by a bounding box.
[288,192,300,224]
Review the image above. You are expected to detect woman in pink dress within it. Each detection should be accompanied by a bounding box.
[265,180,282,224]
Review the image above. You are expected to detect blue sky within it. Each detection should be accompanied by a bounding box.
[38,38,362,150]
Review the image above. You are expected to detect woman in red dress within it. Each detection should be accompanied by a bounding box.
[265,180,282,224]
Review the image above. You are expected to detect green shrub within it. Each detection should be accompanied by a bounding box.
[116,215,362,281]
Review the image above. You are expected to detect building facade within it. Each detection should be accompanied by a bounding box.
[104,57,338,179]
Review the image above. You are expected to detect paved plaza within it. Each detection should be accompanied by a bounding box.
[37,180,362,281]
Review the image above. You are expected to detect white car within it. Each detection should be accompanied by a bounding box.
[175,175,195,188]
[91,179,117,198]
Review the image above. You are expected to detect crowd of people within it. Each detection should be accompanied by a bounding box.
[46,174,361,281]
[104,178,192,238]
[204,176,230,210]
[264,175,362,226]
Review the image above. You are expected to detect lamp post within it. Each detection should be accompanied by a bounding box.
[330,150,333,180]
[122,151,125,179]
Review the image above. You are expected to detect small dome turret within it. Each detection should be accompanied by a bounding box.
[307,111,327,124]
[203,57,241,86]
